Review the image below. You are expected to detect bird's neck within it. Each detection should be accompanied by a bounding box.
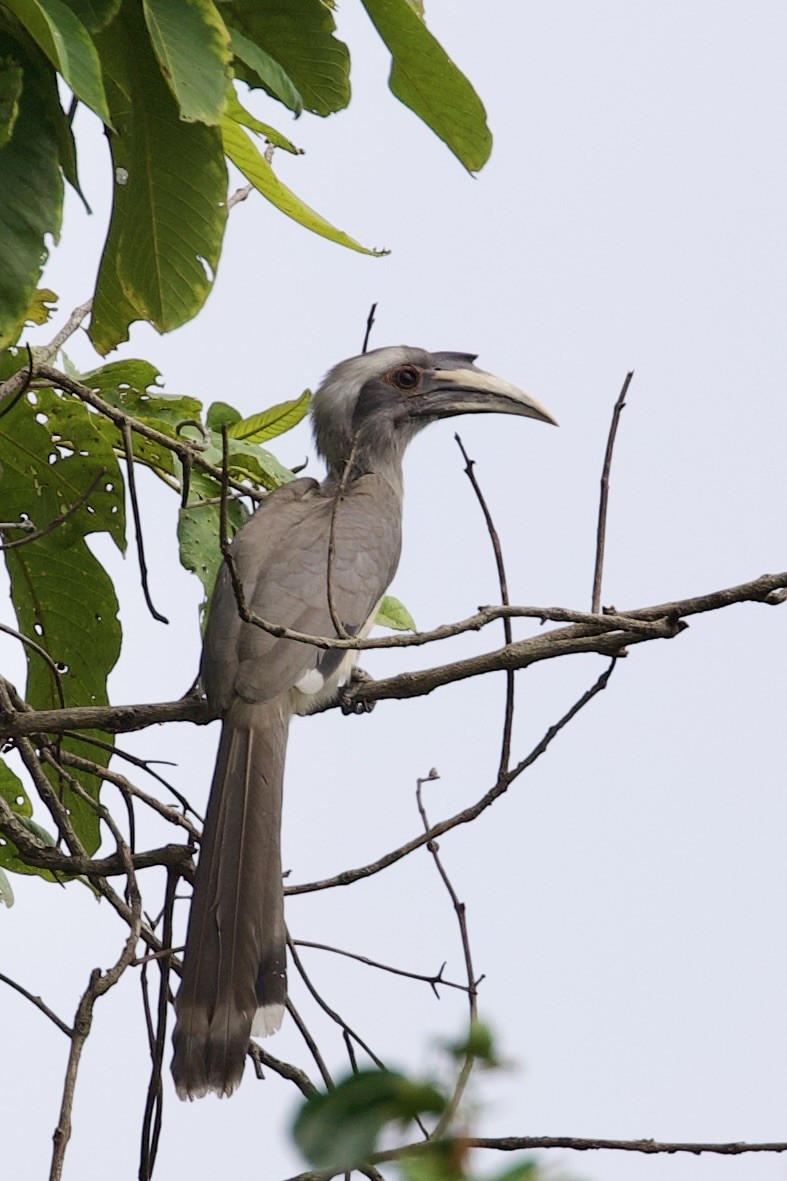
[322,439,406,501]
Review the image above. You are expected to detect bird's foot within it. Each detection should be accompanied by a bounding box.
[340,667,375,715]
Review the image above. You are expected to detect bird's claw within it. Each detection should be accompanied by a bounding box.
[340,667,375,715]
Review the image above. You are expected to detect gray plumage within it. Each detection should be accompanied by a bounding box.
[172,346,556,1099]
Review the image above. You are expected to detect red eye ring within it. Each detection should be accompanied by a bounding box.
[393,365,420,391]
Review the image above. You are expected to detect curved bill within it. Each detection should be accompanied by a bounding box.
[410,365,558,426]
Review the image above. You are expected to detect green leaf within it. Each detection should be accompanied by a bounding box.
[23,287,58,326]
[224,84,302,154]
[228,24,302,115]
[221,118,385,256]
[203,430,296,490]
[227,388,310,443]
[375,595,415,632]
[4,0,111,124]
[294,1069,445,1170]
[63,0,121,33]
[0,30,63,349]
[178,470,247,626]
[228,0,349,116]
[91,0,227,351]
[360,0,492,172]
[206,400,240,430]
[142,0,232,125]
[0,867,15,906]
[0,58,23,147]
[0,393,123,853]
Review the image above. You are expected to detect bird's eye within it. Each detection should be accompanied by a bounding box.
[393,365,420,391]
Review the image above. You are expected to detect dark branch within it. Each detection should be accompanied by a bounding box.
[592,371,634,613]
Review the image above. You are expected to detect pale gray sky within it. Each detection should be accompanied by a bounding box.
[4,3,787,1179]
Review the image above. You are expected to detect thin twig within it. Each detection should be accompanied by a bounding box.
[592,371,634,613]
[288,661,617,897]
[286,935,386,1070]
[0,468,107,551]
[455,434,514,776]
[293,941,468,995]
[362,303,377,353]
[0,971,73,1036]
[122,422,169,624]
[326,432,361,637]
[49,775,142,1181]
[0,622,66,710]
[139,869,176,1181]
[416,772,478,1139]
[286,997,335,1091]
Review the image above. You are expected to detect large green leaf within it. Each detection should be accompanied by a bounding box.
[4,0,111,124]
[221,118,385,256]
[0,29,63,349]
[360,0,492,173]
[0,59,23,147]
[90,0,227,351]
[227,0,349,116]
[0,394,123,853]
[62,0,121,32]
[228,24,301,115]
[142,0,231,125]
[227,388,310,443]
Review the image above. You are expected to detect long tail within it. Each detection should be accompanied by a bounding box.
[172,699,290,1099]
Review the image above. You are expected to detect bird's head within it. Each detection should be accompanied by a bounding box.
[312,345,556,479]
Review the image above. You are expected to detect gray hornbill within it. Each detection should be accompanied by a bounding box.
[172,345,556,1099]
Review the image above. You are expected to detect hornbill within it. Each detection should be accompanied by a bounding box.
[172,345,556,1099]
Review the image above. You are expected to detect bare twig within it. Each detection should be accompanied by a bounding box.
[455,433,514,776]
[287,934,386,1071]
[139,869,176,1181]
[361,303,377,354]
[39,299,93,364]
[0,622,66,709]
[121,422,169,624]
[49,776,142,1181]
[416,772,478,1139]
[326,431,361,638]
[286,997,335,1091]
[227,183,253,210]
[293,941,468,995]
[0,971,73,1036]
[288,661,617,897]
[592,371,634,613]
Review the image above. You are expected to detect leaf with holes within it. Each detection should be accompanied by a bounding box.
[0,395,123,854]
[0,28,63,349]
[178,470,248,628]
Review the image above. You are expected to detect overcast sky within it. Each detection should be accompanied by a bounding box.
[4,3,787,1180]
